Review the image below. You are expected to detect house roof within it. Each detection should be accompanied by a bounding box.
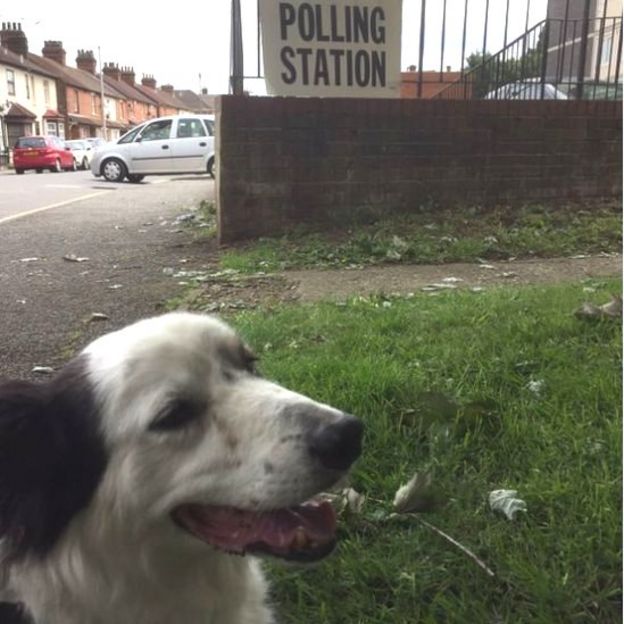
[198,92,216,110]
[6,102,36,119]
[68,113,127,129]
[173,89,214,113]
[0,45,58,79]
[102,75,154,105]
[27,53,124,99]
[43,108,63,119]
[134,84,190,111]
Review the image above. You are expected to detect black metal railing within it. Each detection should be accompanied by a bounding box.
[436,16,623,100]
[230,0,622,101]
[231,0,541,95]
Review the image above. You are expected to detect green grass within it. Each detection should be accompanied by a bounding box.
[220,202,622,273]
[222,280,622,623]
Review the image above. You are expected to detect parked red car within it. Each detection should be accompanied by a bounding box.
[13,136,77,174]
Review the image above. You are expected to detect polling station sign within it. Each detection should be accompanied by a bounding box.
[259,1,402,97]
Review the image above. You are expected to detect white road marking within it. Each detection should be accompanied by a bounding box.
[45,184,84,189]
[0,191,111,225]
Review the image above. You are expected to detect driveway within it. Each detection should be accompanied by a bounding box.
[0,175,217,380]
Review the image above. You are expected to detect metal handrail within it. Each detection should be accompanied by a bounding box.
[435,16,623,100]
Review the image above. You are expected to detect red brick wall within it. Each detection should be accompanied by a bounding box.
[216,96,622,243]
[401,71,468,98]
[66,87,101,117]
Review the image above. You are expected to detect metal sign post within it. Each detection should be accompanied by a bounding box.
[231,0,244,95]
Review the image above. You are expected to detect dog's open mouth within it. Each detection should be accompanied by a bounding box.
[172,499,337,562]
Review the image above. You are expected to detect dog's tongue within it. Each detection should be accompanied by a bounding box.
[173,500,337,557]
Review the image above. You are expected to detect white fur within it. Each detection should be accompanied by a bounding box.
[4,312,352,624]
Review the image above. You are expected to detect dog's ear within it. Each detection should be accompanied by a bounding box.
[0,360,107,560]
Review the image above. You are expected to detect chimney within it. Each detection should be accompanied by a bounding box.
[42,40,66,65]
[76,49,97,74]
[446,65,452,73]
[103,62,121,81]
[141,74,156,89]
[160,84,174,94]
[120,66,135,86]
[407,64,416,72]
[201,88,208,95]
[0,22,28,56]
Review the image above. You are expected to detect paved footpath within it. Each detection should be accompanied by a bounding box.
[289,255,622,301]
[1,178,620,381]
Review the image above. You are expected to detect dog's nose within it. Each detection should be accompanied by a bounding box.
[308,414,363,471]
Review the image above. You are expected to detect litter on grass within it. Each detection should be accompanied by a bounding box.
[489,489,527,520]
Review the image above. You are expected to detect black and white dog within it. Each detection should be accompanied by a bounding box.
[0,312,363,624]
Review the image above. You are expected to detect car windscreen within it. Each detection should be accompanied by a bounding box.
[118,127,143,144]
[16,137,46,149]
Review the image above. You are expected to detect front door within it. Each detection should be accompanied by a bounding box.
[127,119,174,174]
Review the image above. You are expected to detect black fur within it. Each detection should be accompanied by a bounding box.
[0,602,33,623]
[0,356,108,560]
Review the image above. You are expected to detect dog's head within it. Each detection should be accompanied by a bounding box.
[0,313,363,565]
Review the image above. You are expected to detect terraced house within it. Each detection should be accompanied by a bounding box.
[0,21,196,165]
[0,25,63,159]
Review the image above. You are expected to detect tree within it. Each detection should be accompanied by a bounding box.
[464,29,547,98]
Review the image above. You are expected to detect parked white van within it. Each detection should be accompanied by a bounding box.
[91,115,215,183]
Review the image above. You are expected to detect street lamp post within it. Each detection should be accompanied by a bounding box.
[98,46,107,139]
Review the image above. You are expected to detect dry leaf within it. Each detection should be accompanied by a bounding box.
[324,487,366,515]
[393,473,436,514]
[32,366,54,375]
[575,295,622,320]
[89,313,110,322]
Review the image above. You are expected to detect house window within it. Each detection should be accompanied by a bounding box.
[601,35,613,65]
[7,69,15,95]
[46,121,58,136]
[31,76,36,103]
[91,93,97,115]
[73,89,80,113]
[58,122,65,139]
[25,75,30,99]
[44,80,50,105]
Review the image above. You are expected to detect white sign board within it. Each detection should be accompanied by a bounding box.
[259,0,402,98]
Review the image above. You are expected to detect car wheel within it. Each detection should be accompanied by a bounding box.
[82,157,89,170]
[67,159,78,172]
[15,169,24,175]
[207,157,215,178]
[36,169,43,174]
[127,174,145,183]
[51,159,62,173]
[101,158,127,183]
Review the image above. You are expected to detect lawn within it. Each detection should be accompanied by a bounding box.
[222,279,622,623]
[217,202,622,273]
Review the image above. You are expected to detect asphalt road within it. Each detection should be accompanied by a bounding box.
[0,169,177,223]
[0,172,217,380]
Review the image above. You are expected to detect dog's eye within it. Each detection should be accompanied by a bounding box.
[149,398,204,432]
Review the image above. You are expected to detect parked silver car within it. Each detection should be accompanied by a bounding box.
[65,140,94,170]
[90,115,215,183]
[485,80,568,100]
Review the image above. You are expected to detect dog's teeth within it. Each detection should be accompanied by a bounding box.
[292,527,308,549]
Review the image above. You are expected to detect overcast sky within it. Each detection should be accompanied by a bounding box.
[1,0,548,95]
